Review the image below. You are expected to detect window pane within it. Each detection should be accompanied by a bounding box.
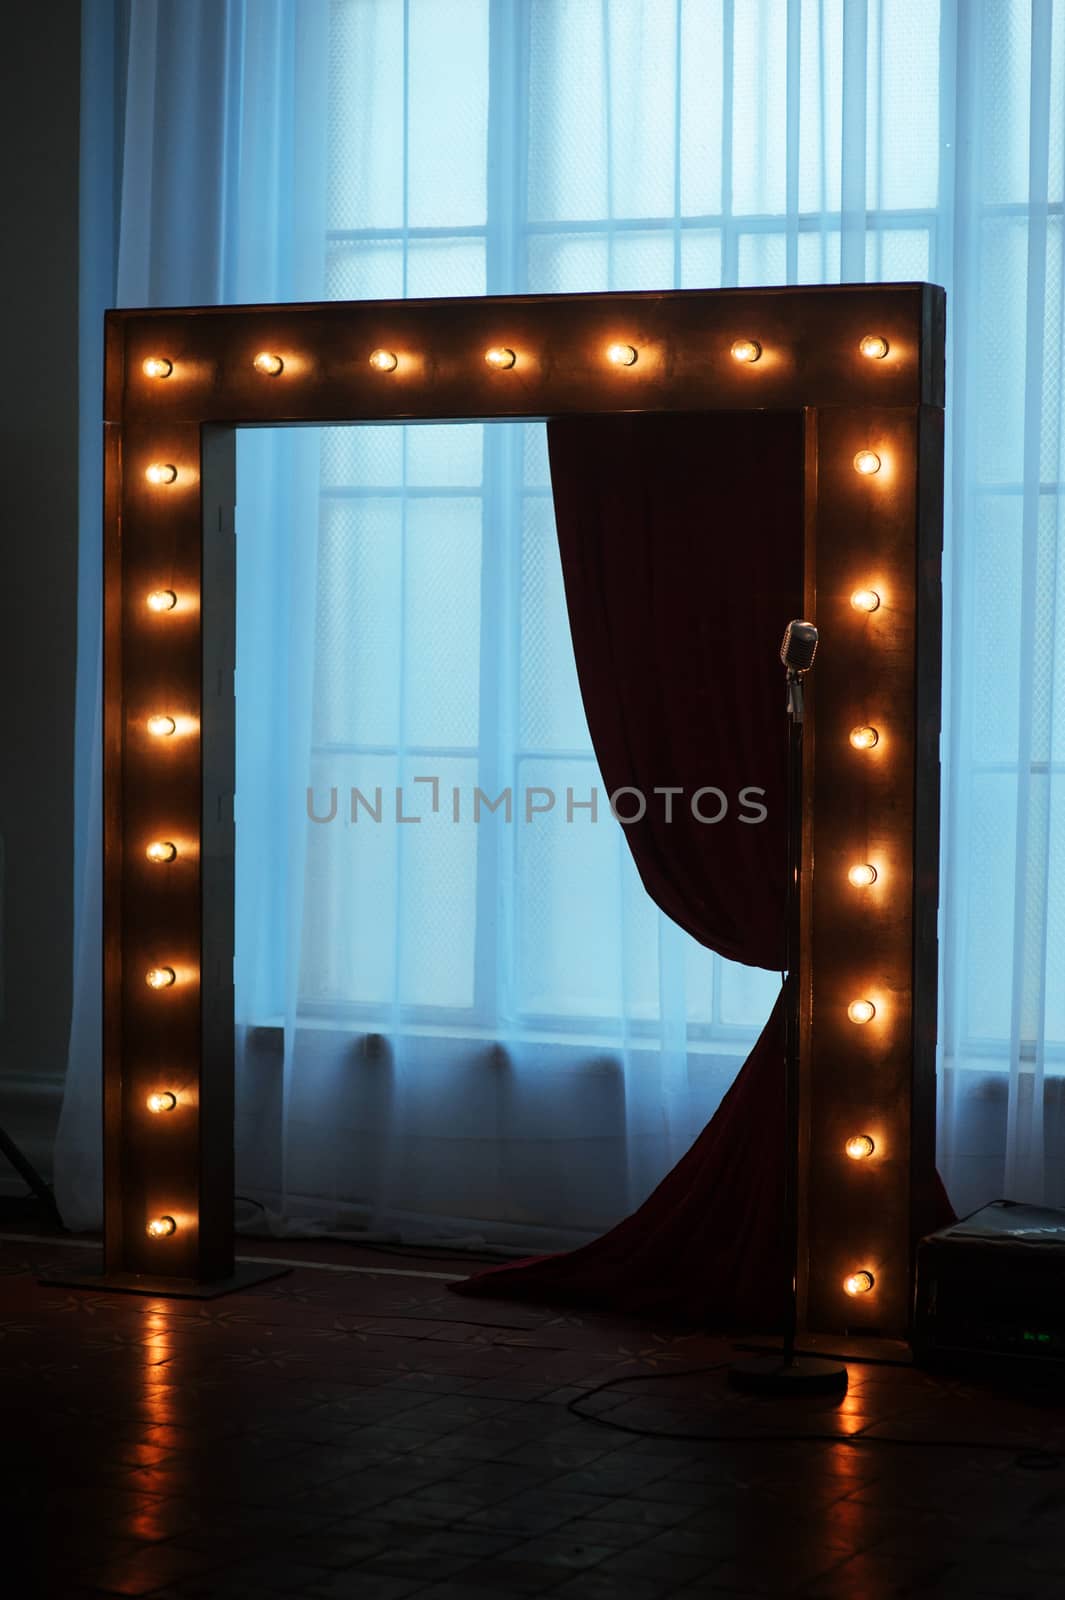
[528,231,609,293]
[301,753,480,1010]
[963,773,1018,1042]
[1047,781,1065,1045]
[404,496,482,749]
[680,0,724,217]
[314,498,402,747]
[520,497,592,753]
[302,751,399,1003]
[799,0,843,214]
[406,236,486,297]
[798,230,841,283]
[523,424,551,489]
[516,755,619,1016]
[612,230,675,289]
[969,495,1023,766]
[684,940,715,1024]
[327,239,405,301]
[328,0,405,230]
[406,424,483,488]
[600,0,680,221]
[407,0,489,226]
[870,0,940,210]
[397,753,479,1007]
[681,229,722,288]
[865,227,930,282]
[528,0,609,223]
[739,231,786,284]
[978,0,1033,206]
[973,217,1028,486]
[720,961,780,1027]
[321,424,402,490]
[732,0,788,217]
[1041,219,1064,482]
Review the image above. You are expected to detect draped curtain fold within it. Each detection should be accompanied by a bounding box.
[545,412,806,973]
[452,412,805,1324]
[454,995,791,1327]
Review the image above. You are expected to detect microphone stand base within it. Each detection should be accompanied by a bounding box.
[727,1354,848,1395]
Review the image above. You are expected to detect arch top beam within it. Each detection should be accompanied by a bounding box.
[109,282,944,426]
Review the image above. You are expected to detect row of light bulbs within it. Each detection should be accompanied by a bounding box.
[839,477,894,1300]
[147,456,886,492]
[143,452,887,494]
[145,583,883,620]
[140,333,891,386]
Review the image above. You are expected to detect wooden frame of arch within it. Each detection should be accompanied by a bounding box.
[73,284,944,1331]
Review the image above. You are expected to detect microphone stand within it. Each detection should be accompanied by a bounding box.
[728,660,848,1394]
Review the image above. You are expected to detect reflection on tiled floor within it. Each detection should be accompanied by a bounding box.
[5,1232,1065,1599]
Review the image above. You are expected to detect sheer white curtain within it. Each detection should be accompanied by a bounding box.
[936,0,1065,1215]
[62,0,1065,1238]
[56,0,331,1228]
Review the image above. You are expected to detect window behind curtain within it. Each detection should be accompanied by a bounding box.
[302,0,784,1043]
[313,0,1065,1098]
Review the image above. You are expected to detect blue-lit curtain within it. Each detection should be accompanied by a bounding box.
[937,0,1065,1213]
[55,0,331,1228]
[61,0,1065,1240]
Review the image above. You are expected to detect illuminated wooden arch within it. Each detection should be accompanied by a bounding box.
[86,285,943,1329]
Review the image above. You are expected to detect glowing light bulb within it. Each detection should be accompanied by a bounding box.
[369,349,398,372]
[607,343,638,366]
[845,1135,876,1160]
[146,1215,177,1238]
[147,715,176,738]
[730,338,761,364]
[850,588,881,613]
[146,840,177,864]
[253,351,284,376]
[146,463,178,485]
[854,450,881,475]
[848,863,878,888]
[485,347,516,369]
[844,1270,875,1295]
[146,966,176,990]
[859,335,889,359]
[848,999,876,1025]
[147,1091,177,1114]
[143,357,173,379]
[849,725,879,750]
[147,589,177,613]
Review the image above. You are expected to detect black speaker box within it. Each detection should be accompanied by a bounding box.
[914,1199,1065,1379]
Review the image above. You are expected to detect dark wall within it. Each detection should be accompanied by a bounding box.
[0,5,81,1106]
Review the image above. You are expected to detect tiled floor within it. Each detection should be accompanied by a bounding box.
[5,1231,1065,1599]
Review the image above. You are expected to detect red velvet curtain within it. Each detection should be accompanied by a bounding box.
[539,411,806,972]
[451,412,948,1328]
[451,413,803,1327]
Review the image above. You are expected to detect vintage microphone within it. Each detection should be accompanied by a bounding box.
[780,619,818,715]
[729,622,848,1394]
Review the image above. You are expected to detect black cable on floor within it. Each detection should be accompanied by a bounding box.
[564,1363,1062,1470]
